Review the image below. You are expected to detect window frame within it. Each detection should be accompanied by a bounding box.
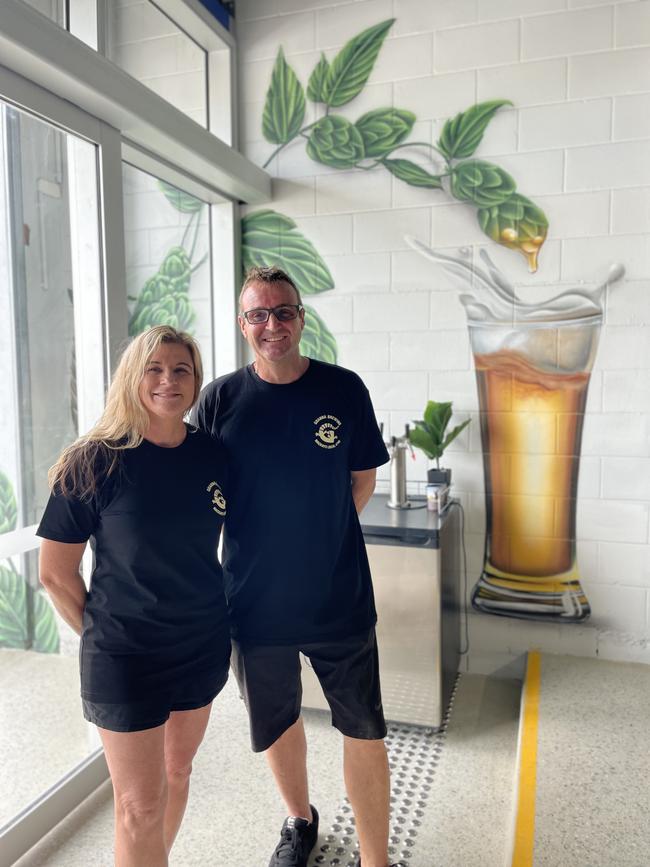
[0,1,265,858]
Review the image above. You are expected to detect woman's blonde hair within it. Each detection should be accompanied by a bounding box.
[49,326,203,499]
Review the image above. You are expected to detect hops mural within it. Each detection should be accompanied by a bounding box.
[260,18,548,273]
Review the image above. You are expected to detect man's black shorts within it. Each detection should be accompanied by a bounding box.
[231,627,387,752]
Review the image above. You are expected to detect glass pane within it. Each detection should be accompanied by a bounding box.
[20,0,66,26]
[108,1,208,128]
[0,101,102,828]
[123,163,214,380]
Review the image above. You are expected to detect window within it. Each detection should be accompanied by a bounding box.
[123,163,215,379]
[0,99,104,828]
[108,2,209,128]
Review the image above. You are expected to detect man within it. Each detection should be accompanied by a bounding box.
[193,266,402,867]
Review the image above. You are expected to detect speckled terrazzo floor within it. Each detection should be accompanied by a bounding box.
[534,654,650,867]
[0,650,100,828]
[10,672,522,867]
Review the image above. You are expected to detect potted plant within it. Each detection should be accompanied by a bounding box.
[408,400,470,487]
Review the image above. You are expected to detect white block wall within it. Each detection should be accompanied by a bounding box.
[237,0,650,670]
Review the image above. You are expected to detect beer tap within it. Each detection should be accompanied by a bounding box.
[381,424,416,510]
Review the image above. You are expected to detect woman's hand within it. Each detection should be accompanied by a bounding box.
[39,540,88,635]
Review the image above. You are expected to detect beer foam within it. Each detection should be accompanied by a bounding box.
[405,237,625,325]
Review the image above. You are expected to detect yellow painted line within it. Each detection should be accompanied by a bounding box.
[511,650,541,867]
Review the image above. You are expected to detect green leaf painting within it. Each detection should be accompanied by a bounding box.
[307,53,330,103]
[129,246,196,335]
[382,158,443,188]
[450,160,517,208]
[158,181,204,214]
[263,47,306,145]
[355,109,415,159]
[0,469,17,535]
[0,470,60,653]
[322,19,395,108]
[301,305,338,363]
[437,100,512,161]
[129,184,208,336]
[0,563,60,653]
[241,210,334,296]
[306,116,366,168]
[259,17,550,271]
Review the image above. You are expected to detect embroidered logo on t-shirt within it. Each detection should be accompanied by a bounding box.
[207,481,226,516]
[314,414,342,449]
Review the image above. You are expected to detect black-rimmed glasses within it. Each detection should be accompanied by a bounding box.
[241,304,303,325]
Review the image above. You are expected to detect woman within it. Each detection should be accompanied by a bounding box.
[37,326,230,867]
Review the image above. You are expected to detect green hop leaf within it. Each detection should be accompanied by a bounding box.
[263,47,306,145]
[354,108,415,158]
[306,116,365,168]
[478,193,549,273]
[160,246,191,285]
[241,210,334,296]
[307,53,330,103]
[129,291,196,335]
[322,19,395,108]
[300,305,338,363]
[450,159,516,207]
[438,100,512,161]
[382,158,443,188]
[0,564,60,653]
[158,181,204,214]
[0,470,17,535]
[0,564,28,649]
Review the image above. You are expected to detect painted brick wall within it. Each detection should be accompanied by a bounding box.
[237,0,650,671]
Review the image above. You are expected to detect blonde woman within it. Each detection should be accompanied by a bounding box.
[37,326,230,867]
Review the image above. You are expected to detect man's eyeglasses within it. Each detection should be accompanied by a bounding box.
[241,304,303,325]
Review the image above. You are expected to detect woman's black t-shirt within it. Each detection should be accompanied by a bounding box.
[36,428,229,702]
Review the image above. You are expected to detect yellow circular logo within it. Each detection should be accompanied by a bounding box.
[313,414,342,449]
[206,481,226,516]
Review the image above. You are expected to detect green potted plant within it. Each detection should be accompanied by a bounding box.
[408,400,470,486]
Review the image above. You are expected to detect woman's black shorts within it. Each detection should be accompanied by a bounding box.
[82,659,230,733]
[231,627,387,752]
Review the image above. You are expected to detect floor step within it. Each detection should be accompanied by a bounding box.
[510,652,650,867]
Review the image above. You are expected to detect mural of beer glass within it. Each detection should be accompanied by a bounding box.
[407,238,625,622]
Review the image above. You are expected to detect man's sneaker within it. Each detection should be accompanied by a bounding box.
[353,861,406,867]
[268,805,319,867]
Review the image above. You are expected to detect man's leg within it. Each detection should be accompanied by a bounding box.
[265,716,312,821]
[307,629,390,867]
[343,736,390,867]
[231,640,319,867]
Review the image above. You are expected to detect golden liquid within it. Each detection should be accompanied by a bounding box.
[475,350,590,579]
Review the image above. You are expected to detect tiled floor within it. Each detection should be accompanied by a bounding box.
[10,670,522,867]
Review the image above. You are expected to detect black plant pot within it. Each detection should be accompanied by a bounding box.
[427,467,452,486]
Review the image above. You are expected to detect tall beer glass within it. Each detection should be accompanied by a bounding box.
[469,315,601,621]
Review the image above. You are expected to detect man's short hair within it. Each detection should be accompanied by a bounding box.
[239,266,302,310]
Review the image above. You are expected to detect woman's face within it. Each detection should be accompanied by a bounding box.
[138,342,195,422]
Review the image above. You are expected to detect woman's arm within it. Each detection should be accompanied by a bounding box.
[350,468,377,515]
[39,540,88,636]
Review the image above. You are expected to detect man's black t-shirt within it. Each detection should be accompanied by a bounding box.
[36,428,230,702]
[193,360,389,645]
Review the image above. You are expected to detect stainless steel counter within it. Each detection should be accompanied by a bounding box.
[301,494,462,728]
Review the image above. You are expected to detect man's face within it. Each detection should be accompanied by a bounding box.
[238,280,305,364]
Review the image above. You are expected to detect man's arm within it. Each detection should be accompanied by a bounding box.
[350,468,376,514]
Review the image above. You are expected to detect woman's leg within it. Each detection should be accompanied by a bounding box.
[162,702,213,851]
[98,725,168,867]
